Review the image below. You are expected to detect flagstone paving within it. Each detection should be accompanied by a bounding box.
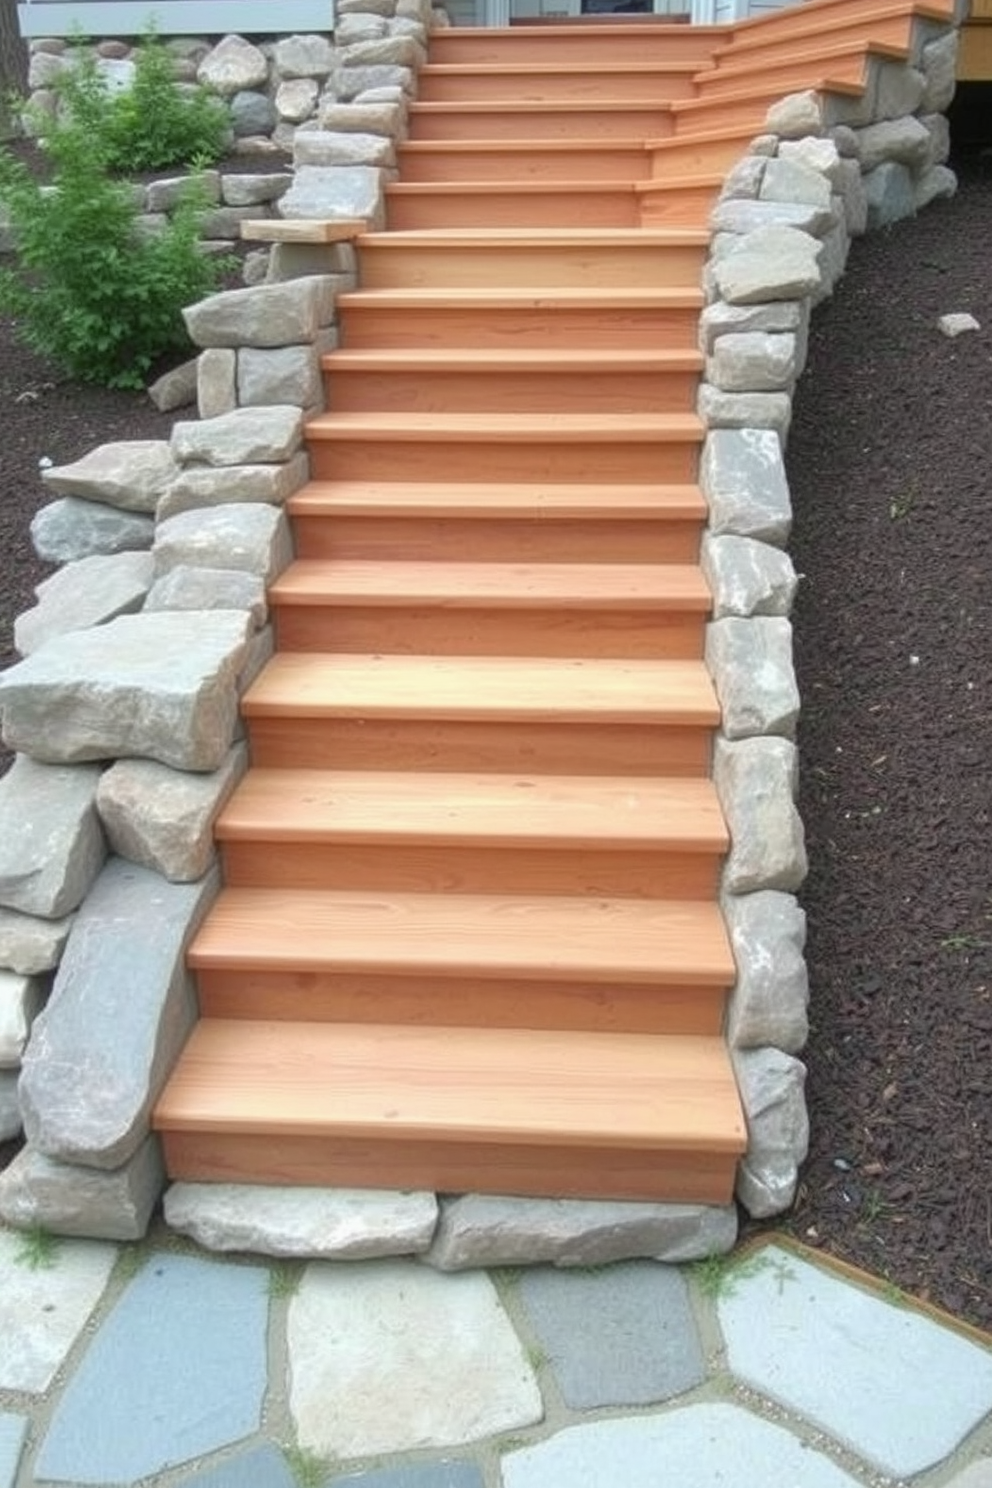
[1,1230,991,1488]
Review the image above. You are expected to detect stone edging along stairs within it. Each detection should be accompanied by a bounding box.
[0,0,964,1260]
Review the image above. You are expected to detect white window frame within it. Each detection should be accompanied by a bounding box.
[17,2,333,37]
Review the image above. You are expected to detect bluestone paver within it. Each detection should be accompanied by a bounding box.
[718,1244,992,1478]
[0,1229,116,1393]
[500,1404,864,1488]
[0,1416,27,1488]
[177,1443,298,1488]
[945,1464,992,1488]
[287,1259,543,1459]
[331,1461,486,1487]
[517,1260,705,1408]
[34,1252,269,1484]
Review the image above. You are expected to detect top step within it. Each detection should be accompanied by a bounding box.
[726,0,953,45]
[427,23,729,65]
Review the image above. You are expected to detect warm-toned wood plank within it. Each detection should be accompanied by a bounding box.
[693,39,904,100]
[245,716,711,776]
[160,1129,738,1203]
[240,218,366,244]
[243,653,719,725]
[195,967,726,1035]
[189,889,733,986]
[415,61,701,104]
[407,100,677,143]
[670,75,865,138]
[646,125,763,181]
[396,139,650,184]
[427,24,728,65]
[711,7,919,71]
[155,1020,745,1149]
[385,181,641,231]
[727,0,951,45]
[288,479,705,521]
[304,411,704,448]
[217,770,727,851]
[636,177,723,230]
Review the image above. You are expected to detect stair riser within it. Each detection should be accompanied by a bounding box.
[728,0,949,47]
[337,303,702,351]
[306,438,700,484]
[713,13,911,72]
[408,105,676,141]
[647,132,762,179]
[396,144,649,182]
[272,605,704,659]
[195,968,727,1035]
[672,92,792,136]
[289,515,704,565]
[427,27,726,65]
[696,51,872,99]
[160,1131,738,1203]
[385,188,640,231]
[357,243,707,290]
[636,184,721,229]
[244,717,713,776]
[415,68,699,104]
[323,367,701,415]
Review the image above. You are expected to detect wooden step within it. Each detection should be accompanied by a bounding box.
[427,22,729,65]
[242,653,718,775]
[336,288,704,351]
[286,480,707,564]
[646,124,766,182]
[269,558,710,658]
[415,61,701,104]
[726,0,952,47]
[407,101,676,142]
[154,1019,746,1200]
[711,3,932,72]
[322,348,703,414]
[670,75,866,137]
[304,411,704,484]
[385,181,640,231]
[216,769,727,900]
[692,38,904,101]
[188,887,733,1031]
[635,174,724,229]
[396,139,650,184]
[354,229,709,291]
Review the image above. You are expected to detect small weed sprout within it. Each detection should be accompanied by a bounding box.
[14,1223,61,1270]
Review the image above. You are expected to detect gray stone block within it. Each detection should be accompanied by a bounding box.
[237,344,323,409]
[0,906,74,976]
[700,428,792,546]
[318,100,406,135]
[425,1194,737,1270]
[154,504,293,585]
[698,299,803,356]
[0,970,45,1068]
[764,89,824,138]
[14,551,154,656]
[921,29,959,113]
[715,736,807,894]
[294,128,396,168]
[156,452,310,521]
[706,331,799,393]
[19,858,219,1168]
[145,567,268,627]
[733,1049,809,1217]
[0,1139,165,1240]
[185,276,336,349]
[172,405,304,467]
[30,498,154,564]
[833,156,869,237]
[197,346,237,420]
[701,534,797,619]
[712,224,823,306]
[146,172,220,213]
[97,745,247,884]
[711,198,835,238]
[0,757,105,919]
[915,165,957,212]
[164,1182,438,1257]
[864,162,917,231]
[279,163,386,225]
[334,65,416,100]
[229,90,276,139]
[273,32,336,78]
[220,171,291,206]
[759,157,832,209]
[698,387,793,444]
[856,116,931,172]
[0,1070,21,1140]
[275,78,320,124]
[873,60,927,121]
[197,34,268,95]
[41,440,180,514]
[705,616,799,740]
[723,889,809,1053]
[339,35,426,68]
[148,357,198,413]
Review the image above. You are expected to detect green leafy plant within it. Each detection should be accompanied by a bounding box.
[0,117,231,387]
[13,1222,61,1270]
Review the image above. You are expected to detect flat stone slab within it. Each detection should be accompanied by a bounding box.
[0,756,105,919]
[164,1182,438,1257]
[15,551,154,655]
[176,1443,297,1488]
[0,905,74,975]
[517,1261,705,1409]
[501,1404,862,1488]
[332,1464,485,1488]
[287,1259,542,1458]
[35,1252,268,1484]
[0,1227,117,1393]
[0,1415,27,1488]
[718,1245,992,1477]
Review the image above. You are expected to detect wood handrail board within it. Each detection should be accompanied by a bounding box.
[242,654,720,724]
[154,1021,745,1151]
[216,769,728,851]
[287,480,706,520]
[270,561,711,610]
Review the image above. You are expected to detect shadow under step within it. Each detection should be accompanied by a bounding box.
[154,1019,746,1201]
[269,558,710,658]
[241,652,719,774]
[303,411,704,483]
[286,479,707,564]
[321,348,704,415]
[215,767,727,902]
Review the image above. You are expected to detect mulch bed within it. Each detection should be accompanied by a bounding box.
[1,143,990,1331]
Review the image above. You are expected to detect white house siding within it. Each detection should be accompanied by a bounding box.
[16,2,333,36]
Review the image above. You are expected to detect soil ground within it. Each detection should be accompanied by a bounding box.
[1,146,990,1331]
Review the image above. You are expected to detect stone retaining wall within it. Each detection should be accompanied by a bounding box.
[0,10,964,1262]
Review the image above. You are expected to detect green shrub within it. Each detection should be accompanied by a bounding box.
[0,112,231,388]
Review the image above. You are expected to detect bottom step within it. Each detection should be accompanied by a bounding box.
[154,1020,745,1202]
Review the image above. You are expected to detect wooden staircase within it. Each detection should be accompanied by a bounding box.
[154,0,957,1204]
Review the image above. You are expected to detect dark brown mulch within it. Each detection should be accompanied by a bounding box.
[1,141,991,1330]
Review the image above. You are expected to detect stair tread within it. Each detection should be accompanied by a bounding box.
[694,35,906,85]
[358,227,708,245]
[289,480,705,518]
[154,1018,746,1151]
[188,888,734,984]
[722,0,947,57]
[218,769,727,850]
[399,137,650,153]
[271,559,711,608]
[419,60,702,74]
[324,347,704,371]
[338,288,704,308]
[305,411,705,442]
[386,180,639,194]
[243,653,720,723]
[671,73,866,114]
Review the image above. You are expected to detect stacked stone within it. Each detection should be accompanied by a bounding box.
[697,19,960,1219]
